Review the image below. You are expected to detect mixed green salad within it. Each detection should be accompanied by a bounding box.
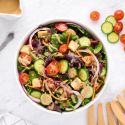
[17,22,107,112]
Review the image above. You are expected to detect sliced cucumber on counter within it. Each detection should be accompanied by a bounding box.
[105,16,117,26]
[59,60,69,74]
[101,22,113,34]
[107,32,119,43]
[94,42,103,54]
[40,93,52,106]
[79,36,91,47]
[34,59,44,75]
[68,68,77,78]
[78,68,89,81]
[81,86,93,98]
[31,91,42,99]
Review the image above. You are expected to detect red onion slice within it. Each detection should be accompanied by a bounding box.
[29,27,50,50]
[28,95,41,103]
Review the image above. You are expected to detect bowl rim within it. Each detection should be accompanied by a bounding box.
[15,19,109,115]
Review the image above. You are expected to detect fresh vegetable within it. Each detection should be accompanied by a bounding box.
[107,32,119,43]
[34,59,44,75]
[101,22,113,34]
[120,34,125,44]
[31,91,42,99]
[19,73,29,85]
[17,22,107,112]
[59,60,69,74]
[59,44,68,54]
[68,68,77,78]
[79,36,91,47]
[113,22,123,34]
[40,93,52,106]
[45,60,60,76]
[90,11,100,21]
[78,68,89,81]
[106,16,117,26]
[81,85,93,98]
[114,10,124,20]
[55,23,68,32]
[68,40,79,52]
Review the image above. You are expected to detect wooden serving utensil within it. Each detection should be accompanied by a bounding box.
[87,105,96,125]
[117,95,125,111]
[97,103,105,125]
[106,102,117,125]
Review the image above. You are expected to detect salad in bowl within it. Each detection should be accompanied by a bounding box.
[17,21,107,112]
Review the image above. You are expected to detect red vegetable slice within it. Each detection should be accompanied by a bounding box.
[90,11,100,21]
[113,22,123,34]
[59,44,68,54]
[55,23,68,32]
[19,73,29,85]
[114,10,124,20]
[120,34,125,44]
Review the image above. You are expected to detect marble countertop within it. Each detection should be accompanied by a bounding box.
[0,0,125,125]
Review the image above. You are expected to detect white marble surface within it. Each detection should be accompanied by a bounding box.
[0,0,125,125]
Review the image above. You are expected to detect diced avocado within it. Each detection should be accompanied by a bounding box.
[78,68,89,81]
[68,40,79,52]
[31,91,41,99]
[59,60,69,74]
[71,94,78,104]
[94,42,103,54]
[68,68,77,78]
[79,36,91,47]
[60,32,67,43]
[70,77,82,90]
[51,34,59,48]
[40,93,52,106]
[34,59,44,75]
[71,35,79,41]
[81,86,93,98]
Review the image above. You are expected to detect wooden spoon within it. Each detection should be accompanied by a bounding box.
[111,101,125,125]
[117,95,125,111]
[106,102,117,125]
[87,105,96,125]
[97,103,105,125]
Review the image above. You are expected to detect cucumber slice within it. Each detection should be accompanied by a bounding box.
[31,91,41,99]
[106,16,117,26]
[68,68,77,78]
[34,59,44,75]
[81,86,93,98]
[101,22,113,34]
[40,93,52,106]
[107,32,119,43]
[79,36,91,47]
[94,42,103,54]
[59,60,69,74]
[78,68,89,81]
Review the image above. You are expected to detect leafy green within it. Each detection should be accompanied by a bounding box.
[82,98,91,106]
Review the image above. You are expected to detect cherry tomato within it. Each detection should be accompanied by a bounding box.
[19,73,29,85]
[123,45,125,51]
[90,11,100,21]
[55,23,68,32]
[45,60,60,76]
[114,10,124,20]
[113,22,123,34]
[120,34,125,44]
[46,78,56,91]
[19,53,32,66]
[59,44,68,54]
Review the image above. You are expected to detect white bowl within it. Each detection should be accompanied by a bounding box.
[0,0,23,20]
[15,19,109,115]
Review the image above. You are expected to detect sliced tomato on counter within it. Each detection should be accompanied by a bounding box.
[59,44,68,54]
[55,23,68,32]
[120,34,125,44]
[90,11,100,21]
[113,22,123,34]
[114,10,124,20]
[19,72,29,85]
[45,60,60,76]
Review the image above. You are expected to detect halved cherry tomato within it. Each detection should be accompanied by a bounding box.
[45,60,60,76]
[46,78,56,91]
[19,53,32,66]
[113,22,123,34]
[55,23,68,32]
[90,11,100,21]
[123,45,125,51]
[114,10,124,20]
[59,44,68,53]
[120,34,125,44]
[19,72,29,85]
